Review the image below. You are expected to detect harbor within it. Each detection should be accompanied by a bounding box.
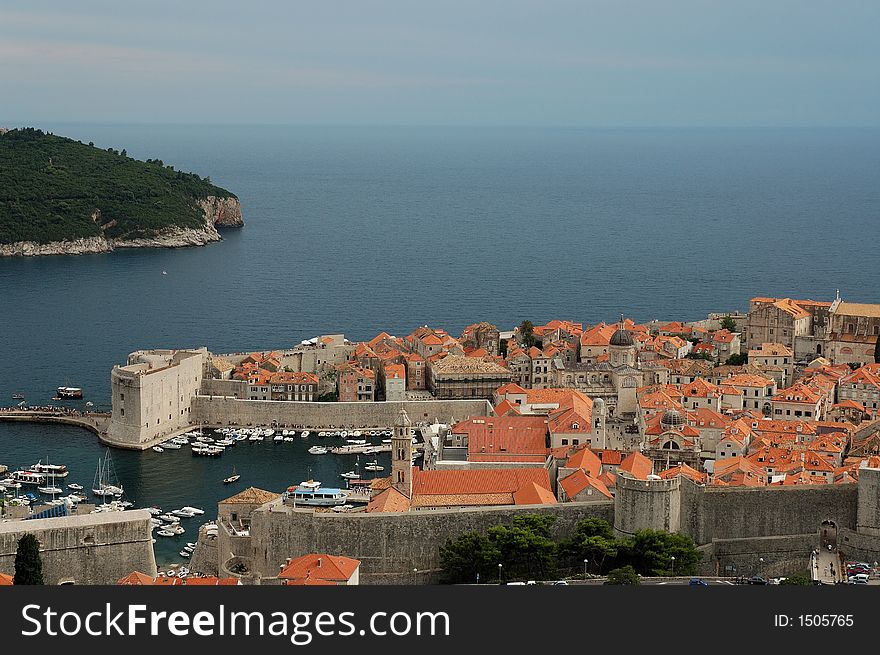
[0,420,393,566]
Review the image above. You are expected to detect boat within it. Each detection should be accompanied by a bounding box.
[308,445,328,455]
[274,435,284,442]
[179,550,191,558]
[55,386,83,399]
[284,436,295,442]
[160,441,181,449]
[67,483,83,491]
[11,393,24,400]
[223,467,241,485]
[92,450,124,497]
[28,462,69,478]
[340,456,361,480]
[152,446,164,453]
[12,471,45,486]
[85,401,94,407]
[282,429,289,437]
[364,461,384,472]
[156,529,176,538]
[191,444,224,457]
[37,484,63,495]
[159,514,179,522]
[147,507,162,516]
[173,509,197,518]
[186,542,197,549]
[301,430,310,438]
[284,480,347,507]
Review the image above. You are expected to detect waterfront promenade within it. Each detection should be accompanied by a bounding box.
[0,407,110,438]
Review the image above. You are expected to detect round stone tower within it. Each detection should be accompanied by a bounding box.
[613,474,681,537]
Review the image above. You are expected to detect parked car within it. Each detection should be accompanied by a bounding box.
[848,573,869,584]
[747,576,768,585]
[553,580,569,586]
[689,578,709,586]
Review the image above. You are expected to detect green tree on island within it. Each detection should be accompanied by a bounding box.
[725,353,748,366]
[605,565,640,585]
[720,316,737,331]
[13,534,44,585]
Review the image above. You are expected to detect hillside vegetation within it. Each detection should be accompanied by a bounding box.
[0,128,236,244]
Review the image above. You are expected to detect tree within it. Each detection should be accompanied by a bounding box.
[519,320,536,348]
[779,573,812,585]
[439,532,502,584]
[720,316,737,331]
[725,353,748,366]
[487,515,558,581]
[605,565,640,585]
[13,534,43,585]
[560,518,618,574]
[618,529,700,577]
[499,338,509,358]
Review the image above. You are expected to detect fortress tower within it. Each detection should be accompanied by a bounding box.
[613,474,681,537]
[392,408,413,498]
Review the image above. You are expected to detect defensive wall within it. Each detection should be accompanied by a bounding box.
[190,396,493,429]
[0,510,157,584]
[217,500,614,584]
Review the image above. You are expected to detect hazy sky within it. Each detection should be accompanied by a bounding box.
[2,1,879,126]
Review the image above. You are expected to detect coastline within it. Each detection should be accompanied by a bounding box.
[0,195,243,257]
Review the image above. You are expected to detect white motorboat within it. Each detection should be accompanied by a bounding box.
[364,461,384,471]
[147,507,162,516]
[161,442,182,449]
[181,506,205,515]
[156,529,175,538]
[284,437,295,442]
[28,462,69,478]
[223,467,241,484]
[152,446,164,453]
[179,550,191,558]
[173,509,196,518]
[274,435,284,442]
[308,446,328,455]
[67,483,84,491]
[172,525,185,535]
[38,485,63,495]
[301,430,310,438]
[159,514,179,522]
[340,471,360,480]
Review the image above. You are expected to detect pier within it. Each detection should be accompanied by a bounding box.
[0,408,110,437]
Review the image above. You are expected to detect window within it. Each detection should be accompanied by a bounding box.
[120,393,124,401]
[120,408,125,416]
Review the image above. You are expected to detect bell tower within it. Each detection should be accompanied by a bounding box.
[392,408,413,498]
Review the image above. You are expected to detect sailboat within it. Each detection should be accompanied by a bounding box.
[93,450,124,498]
[223,466,240,485]
[36,456,64,495]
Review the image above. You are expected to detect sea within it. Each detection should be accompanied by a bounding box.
[0,124,878,565]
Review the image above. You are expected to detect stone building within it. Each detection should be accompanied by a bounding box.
[459,322,501,357]
[826,300,880,366]
[427,355,513,400]
[108,348,208,446]
[745,297,815,351]
[748,342,794,387]
[336,363,375,402]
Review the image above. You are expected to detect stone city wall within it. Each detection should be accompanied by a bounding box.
[0,510,157,584]
[220,500,614,584]
[679,479,858,545]
[190,396,493,429]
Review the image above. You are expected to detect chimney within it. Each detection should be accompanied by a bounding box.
[317,557,322,568]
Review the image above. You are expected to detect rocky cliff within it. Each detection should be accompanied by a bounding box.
[0,196,243,257]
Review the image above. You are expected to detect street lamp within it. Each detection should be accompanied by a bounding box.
[759,557,764,578]
[413,568,418,585]
[583,559,589,578]
[671,555,676,577]
[498,563,503,584]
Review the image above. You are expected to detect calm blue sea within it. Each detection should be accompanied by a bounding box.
[0,125,878,564]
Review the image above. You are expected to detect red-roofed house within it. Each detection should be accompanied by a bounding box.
[278,554,360,585]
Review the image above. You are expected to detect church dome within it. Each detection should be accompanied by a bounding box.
[661,409,684,429]
[610,327,634,347]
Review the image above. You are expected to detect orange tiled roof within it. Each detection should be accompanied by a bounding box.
[560,469,612,500]
[618,452,653,480]
[279,554,360,583]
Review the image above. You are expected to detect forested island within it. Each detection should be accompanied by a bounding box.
[0,128,243,256]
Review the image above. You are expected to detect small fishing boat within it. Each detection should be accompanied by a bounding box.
[179,550,191,558]
[11,393,24,400]
[67,483,83,491]
[152,446,164,453]
[274,434,284,442]
[301,430,310,438]
[156,529,176,538]
[308,445,328,455]
[364,461,384,472]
